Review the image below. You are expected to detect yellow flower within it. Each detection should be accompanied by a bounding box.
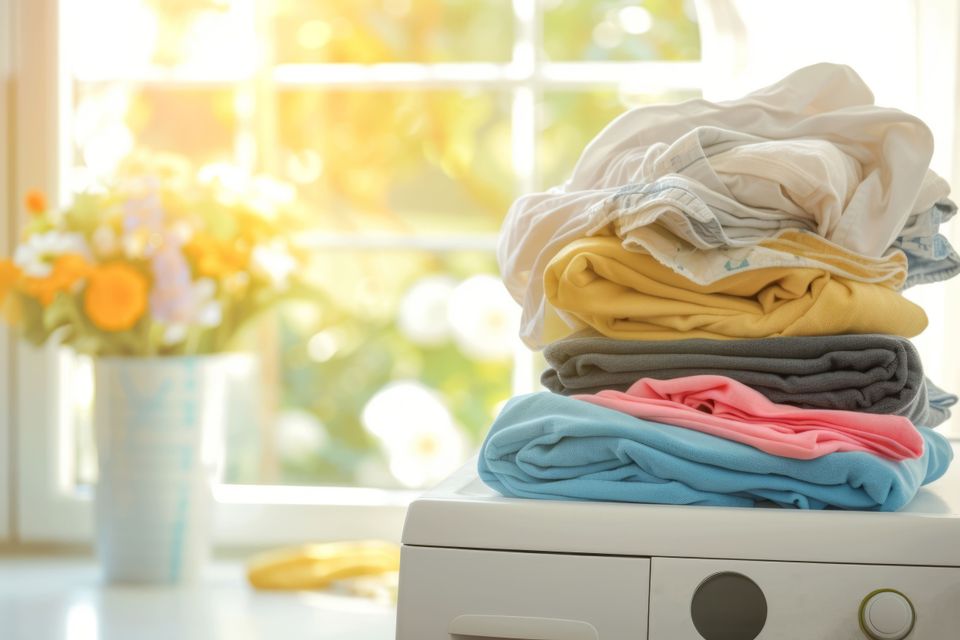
[24,189,47,215]
[185,234,250,278]
[0,259,21,307]
[84,263,149,331]
[21,254,92,306]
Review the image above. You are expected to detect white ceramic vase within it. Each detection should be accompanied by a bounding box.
[92,354,248,584]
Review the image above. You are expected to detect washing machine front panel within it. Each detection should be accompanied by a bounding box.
[648,557,960,639]
[396,545,650,640]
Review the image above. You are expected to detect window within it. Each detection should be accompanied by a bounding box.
[12,0,957,545]
[11,0,703,544]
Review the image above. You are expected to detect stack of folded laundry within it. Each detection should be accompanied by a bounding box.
[480,63,958,511]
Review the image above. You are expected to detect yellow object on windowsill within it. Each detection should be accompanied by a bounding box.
[246,540,401,591]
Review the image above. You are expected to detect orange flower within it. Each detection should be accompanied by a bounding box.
[185,234,249,278]
[24,189,47,215]
[83,263,149,331]
[0,259,21,307]
[21,254,92,306]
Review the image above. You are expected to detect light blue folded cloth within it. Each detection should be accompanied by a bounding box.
[895,198,960,288]
[478,393,953,511]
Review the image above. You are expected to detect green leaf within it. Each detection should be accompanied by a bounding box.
[42,293,79,333]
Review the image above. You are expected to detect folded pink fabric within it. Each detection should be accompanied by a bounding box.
[573,375,924,461]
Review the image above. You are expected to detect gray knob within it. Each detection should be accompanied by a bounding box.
[690,572,767,640]
[859,589,916,640]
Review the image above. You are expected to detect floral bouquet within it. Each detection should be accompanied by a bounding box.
[0,153,313,356]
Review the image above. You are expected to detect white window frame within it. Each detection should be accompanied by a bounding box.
[11,0,706,546]
[0,0,13,542]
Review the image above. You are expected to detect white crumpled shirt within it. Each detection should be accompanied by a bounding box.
[498,63,951,349]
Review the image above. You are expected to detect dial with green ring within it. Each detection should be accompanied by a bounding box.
[858,588,916,640]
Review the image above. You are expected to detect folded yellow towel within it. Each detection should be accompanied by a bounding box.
[544,236,927,342]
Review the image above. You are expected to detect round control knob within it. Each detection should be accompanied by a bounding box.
[859,589,916,640]
[690,572,767,640]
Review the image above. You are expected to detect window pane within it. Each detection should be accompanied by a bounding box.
[71,250,518,490]
[272,0,514,63]
[543,0,701,62]
[538,89,701,189]
[276,90,514,234]
[70,84,236,189]
[237,250,517,488]
[65,0,259,77]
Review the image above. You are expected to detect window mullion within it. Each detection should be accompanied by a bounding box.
[295,232,499,253]
[76,61,702,91]
[508,0,540,395]
[247,0,283,485]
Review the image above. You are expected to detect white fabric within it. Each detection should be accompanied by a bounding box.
[498,63,951,349]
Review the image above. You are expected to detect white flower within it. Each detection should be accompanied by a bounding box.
[251,241,297,289]
[276,409,328,460]
[247,175,296,220]
[169,221,194,244]
[362,380,448,440]
[161,324,189,346]
[361,380,466,488]
[384,420,466,489]
[13,232,91,278]
[446,275,520,361]
[307,330,339,362]
[193,278,222,327]
[196,299,223,327]
[91,225,119,257]
[121,231,149,260]
[198,162,248,199]
[397,276,456,346]
[198,163,296,220]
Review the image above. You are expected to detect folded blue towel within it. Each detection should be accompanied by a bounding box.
[478,393,953,511]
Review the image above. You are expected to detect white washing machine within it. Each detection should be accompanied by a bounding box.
[396,444,960,639]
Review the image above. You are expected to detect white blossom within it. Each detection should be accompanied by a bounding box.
[251,242,297,289]
[361,380,466,488]
[397,276,456,346]
[446,275,520,360]
[13,231,91,278]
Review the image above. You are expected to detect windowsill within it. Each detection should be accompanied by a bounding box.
[0,553,397,640]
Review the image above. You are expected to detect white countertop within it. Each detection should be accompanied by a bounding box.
[0,556,396,640]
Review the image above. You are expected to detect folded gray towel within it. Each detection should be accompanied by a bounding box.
[541,332,956,427]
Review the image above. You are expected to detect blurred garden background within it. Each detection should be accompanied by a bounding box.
[62,0,701,490]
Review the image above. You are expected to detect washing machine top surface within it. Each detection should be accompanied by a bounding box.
[401,442,960,567]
